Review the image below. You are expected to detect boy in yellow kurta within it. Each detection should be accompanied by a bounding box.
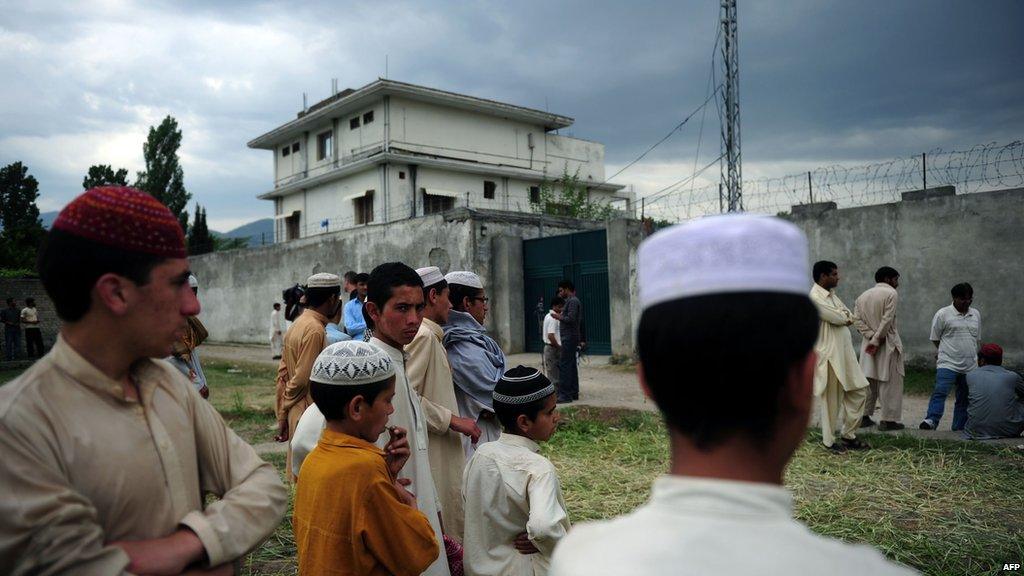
[293,341,439,576]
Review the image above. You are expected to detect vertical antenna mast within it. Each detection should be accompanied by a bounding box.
[720,0,742,212]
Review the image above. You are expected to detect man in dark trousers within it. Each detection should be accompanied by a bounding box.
[554,280,582,403]
[1,298,21,361]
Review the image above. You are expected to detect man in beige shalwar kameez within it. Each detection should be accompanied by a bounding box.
[810,261,869,451]
[275,273,341,481]
[0,186,286,574]
[853,266,905,430]
[406,266,481,542]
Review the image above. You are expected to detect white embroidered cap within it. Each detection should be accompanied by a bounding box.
[639,213,810,311]
[444,270,483,289]
[310,341,395,386]
[306,272,341,289]
[416,266,445,287]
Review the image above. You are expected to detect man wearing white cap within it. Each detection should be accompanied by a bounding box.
[443,270,507,455]
[275,272,342,481]
[550,214,916,576]
[167,274,209,399]
[407,266,481,542]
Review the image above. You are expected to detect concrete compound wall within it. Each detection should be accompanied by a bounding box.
[789,186,1024,369]
[190,208,619,354]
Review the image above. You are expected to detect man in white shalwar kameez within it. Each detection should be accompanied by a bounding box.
[550,215,916,576]
[810,261,869,451]
[406,266,481,543]
[291,262,450,576]
[269,302,285,359]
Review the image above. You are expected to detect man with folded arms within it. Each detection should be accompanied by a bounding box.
[0,186,286,575]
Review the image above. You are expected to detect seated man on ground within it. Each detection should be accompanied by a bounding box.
[550,214,915,576]
[964,343,1024,440]
[293,340,438,576]
[463,366,570,576]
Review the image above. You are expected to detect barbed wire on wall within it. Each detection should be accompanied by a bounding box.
[642,140,1024,223]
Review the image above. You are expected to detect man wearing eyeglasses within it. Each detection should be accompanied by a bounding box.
[442,271,507,458]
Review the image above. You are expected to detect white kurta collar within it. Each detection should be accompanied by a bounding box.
[497,432,541,453]
[370,336,407,363]
[648,475,793,518]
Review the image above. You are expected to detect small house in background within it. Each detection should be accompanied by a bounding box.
[248,79,631,242]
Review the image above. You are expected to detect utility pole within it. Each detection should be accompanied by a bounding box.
[720,0,742,212]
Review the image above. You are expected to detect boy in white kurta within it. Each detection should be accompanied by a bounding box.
[463,366,570,576]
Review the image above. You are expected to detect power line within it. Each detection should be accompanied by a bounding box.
[600,83,723,188]
[645,151,727,207]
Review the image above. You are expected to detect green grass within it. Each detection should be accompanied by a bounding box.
[204,360,280,446]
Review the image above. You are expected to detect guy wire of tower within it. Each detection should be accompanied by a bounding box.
[720,0,742,212]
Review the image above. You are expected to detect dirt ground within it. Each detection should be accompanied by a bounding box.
[202,342,1023,448]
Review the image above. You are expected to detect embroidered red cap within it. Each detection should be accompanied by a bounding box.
[979,343,1003,364]
[52,186,186,259]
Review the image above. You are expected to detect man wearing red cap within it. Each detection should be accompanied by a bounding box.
[0,187,287,575]
[964,343,1024,439]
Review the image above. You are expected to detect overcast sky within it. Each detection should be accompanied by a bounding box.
[2,0,1021,230]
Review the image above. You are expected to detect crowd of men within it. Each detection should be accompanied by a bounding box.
[811,261,1022,449]
[0,185,1020,575]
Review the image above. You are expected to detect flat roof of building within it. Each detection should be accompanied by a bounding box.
[248,79,575,149]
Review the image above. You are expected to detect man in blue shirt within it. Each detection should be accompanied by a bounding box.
[343,272,369,341]
[964,343,1024,439]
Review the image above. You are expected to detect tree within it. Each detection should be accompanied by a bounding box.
[187,204,214,255]
[136,115,191,234]
[0,162,46,269]
[82,164,129,189]
[532,167,616,221]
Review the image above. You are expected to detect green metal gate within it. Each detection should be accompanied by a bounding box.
[523,229,611,355]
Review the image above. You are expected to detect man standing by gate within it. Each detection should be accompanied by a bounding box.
[554,280,582,403]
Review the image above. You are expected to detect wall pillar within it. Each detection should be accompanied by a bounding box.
[489,233,524,354]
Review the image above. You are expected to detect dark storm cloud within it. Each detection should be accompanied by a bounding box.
[0,0,1019,227]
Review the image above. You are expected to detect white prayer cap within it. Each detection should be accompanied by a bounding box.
[187,274,198,289]
[639,213,809,311]
[444,270,483,289]
[310,341,395,386]
[306,272,341,289]
[416,266,445,287]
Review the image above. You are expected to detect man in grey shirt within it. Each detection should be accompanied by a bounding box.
[965,343,1024,439]
[554,280,582,403]
[921,283,980,431]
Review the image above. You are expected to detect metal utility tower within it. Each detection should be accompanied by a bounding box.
[720,0,742,212]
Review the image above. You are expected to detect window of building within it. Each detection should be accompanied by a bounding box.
[292,142,300,153]
[317,130,333,161]
[285,212,300,241]
[316,131,333,161]
[354,191,374,225]
[483,180,496,200]
[350,117,360,130]
[399,171,406,180]
[423,190,455,215]
[529,186,541,203]
[363,111,374,124]
[282,146,290,157]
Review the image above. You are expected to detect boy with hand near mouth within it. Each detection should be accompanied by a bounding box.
[292,341,438,576]
[462,366,571,576]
